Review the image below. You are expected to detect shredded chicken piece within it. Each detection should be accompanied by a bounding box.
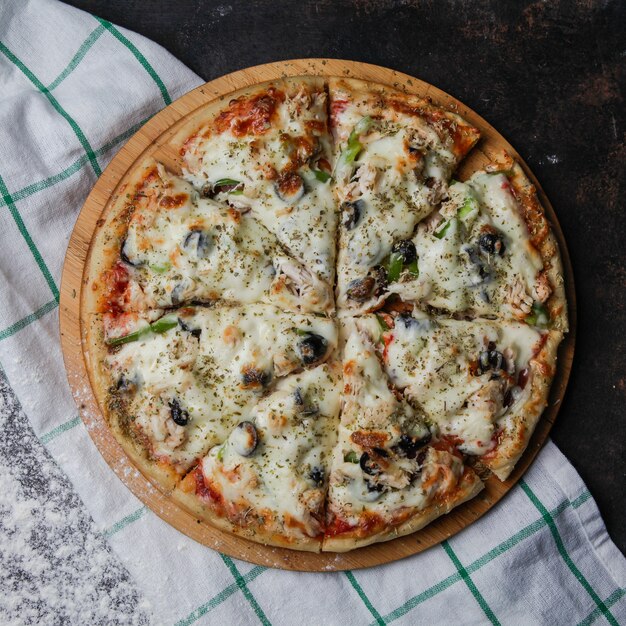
[534,271,552,303]
[286,85,311,115]
[506,278,533,317]
[355,163,378,194]
[503,347,517,375]
[467,379,505,422]
[272,258,332,313]
[418,210,445,235]
[164,417,186,448]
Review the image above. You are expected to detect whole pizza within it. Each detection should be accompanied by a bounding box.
[82,76,568,553]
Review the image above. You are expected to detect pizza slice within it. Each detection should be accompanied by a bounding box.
[379,153,568,330]
[174,362,342,551]
[177,77,337,285]
[323,319,483,551]
[329,77,480,313]
[85,304,338,488]
[356,310,562,480]
[85,160,332,316]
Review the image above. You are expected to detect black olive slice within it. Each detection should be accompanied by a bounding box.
[296,333,329,366]
[168,398,189,426]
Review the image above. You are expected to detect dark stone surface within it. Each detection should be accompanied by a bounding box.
[65,0,625,552]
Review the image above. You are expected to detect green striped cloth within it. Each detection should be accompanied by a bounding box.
[1,1,624,624]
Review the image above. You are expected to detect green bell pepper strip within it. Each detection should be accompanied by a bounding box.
[106,314,179,347]
[526,302,550,328]
[406,259,419,276]
[458,195,478,220]
[375,313,390,332]
[312,169,332,183]
[387,252,404,282]
[342,116,373,165]
[149,262,171,274]
[214,178,244,194]
[344,451,359,463]
[434,220,451,239]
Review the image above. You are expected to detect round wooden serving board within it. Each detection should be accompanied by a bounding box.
[59,59,576,571]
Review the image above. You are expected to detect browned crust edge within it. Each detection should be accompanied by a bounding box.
[328,76,481,161]
[83,314,180,492]
[486,151,569,333]
[171,484,322,553]
[322,469,483,552]
[481,330,563,481]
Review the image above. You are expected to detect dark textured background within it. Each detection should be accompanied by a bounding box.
[63,0,625,551]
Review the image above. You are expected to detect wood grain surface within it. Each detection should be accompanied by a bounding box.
[59,59,576,571]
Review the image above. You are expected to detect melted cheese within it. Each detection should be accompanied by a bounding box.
[200,364,341,539]
[332,84,463,313]
[360,315,543,455]
[326,321,463,524]
[389,173,544,319]
[182,85,337,283]
[106,305,337,471]
[123,166,332,314]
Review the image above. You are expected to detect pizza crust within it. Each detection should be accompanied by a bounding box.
[83,314,180,492]
[487,152,569,333]
[171,478,322,553]
[481,330,563,481]
[322,467,483,552]
[82,159,160,317]
[80,76,568,554]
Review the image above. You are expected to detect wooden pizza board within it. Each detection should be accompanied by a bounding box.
[59,59,576,571]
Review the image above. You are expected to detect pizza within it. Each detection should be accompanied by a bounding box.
[82,75,569,553]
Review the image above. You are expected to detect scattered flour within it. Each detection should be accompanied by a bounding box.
[0,371,152,625]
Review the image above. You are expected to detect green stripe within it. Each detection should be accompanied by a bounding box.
[578,588,626,626]
[95,18,171,105]
[520,480,618,626]
[175,566,266,626]
[345,571,385,625]
[442,541,501,626]
[572,490,592,509]
[220,555,271,626]
[0,299,58,341]
[466,499,570,575]
[104,506,148,537]
[0,42,102,177]
[40,415,82,444]
[0,118,148,209]
[0,173,60,301]
[381,499,571,624]
[47,24,106,91]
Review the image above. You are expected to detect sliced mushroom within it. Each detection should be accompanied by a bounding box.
[342,199,365,230]
[296,332,329,366]
[120,237,144,267]
[241,367,272,389]
[231,421,259,457]
[178,317,201,339]
[274,172,305,203]
[183,229,212,259]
